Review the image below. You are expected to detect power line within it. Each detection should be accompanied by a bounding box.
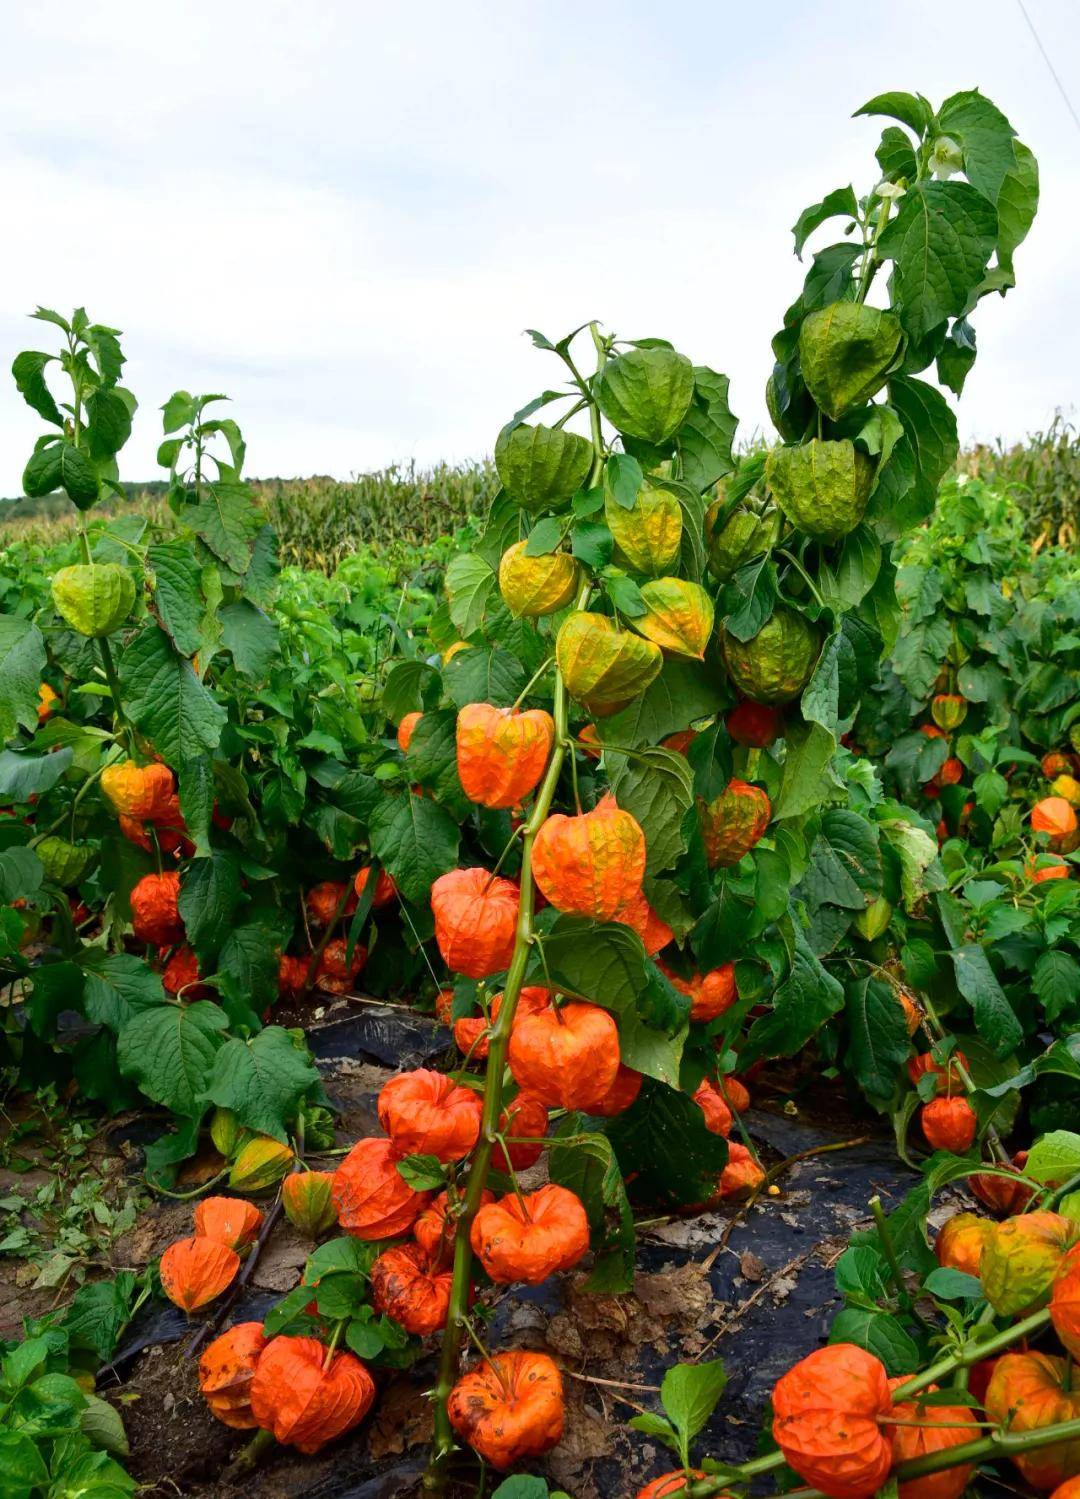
[1016,0,1080,138]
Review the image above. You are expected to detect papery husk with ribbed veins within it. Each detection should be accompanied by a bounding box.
[605,483,682,575]
[704,496,781,581]
[556,611,662,709]
[494,422,593,513]
[51,563,136,638]
[498,540,581,617]
[629,578,714,659]
[595,347,695,444]
[766,439,876,542]
[721,607,821,705]
[798,301,903,420]
[35,836,94,886]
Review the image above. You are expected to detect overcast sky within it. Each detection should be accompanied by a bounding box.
[1,0,1078,495]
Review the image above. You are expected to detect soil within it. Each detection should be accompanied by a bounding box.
[6,998,932,1498]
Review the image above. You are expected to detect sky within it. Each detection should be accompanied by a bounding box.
[1,0,1078,496]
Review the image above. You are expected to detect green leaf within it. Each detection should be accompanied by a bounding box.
[878,817,943,913]
[1025,1130,1080,1185]
[118,625,227,767]
[776,722,842,819]
[598,660,724,750]
[81,952,165,1032]
[605,453,644,510]
[445,553,495,637]
[59,443,100,508]
[523,517,565,557]
[571,520,613,570]
[0,846,44,904]
[720,556,777,643]
[80,1391,131,1457]
[405,710,470,815]
[11,350,62,425]
[792,186,859,257]
[878,182,997,340]
[218,921,284,1025]
[200,1027,318,1141]
[844,976,910,1101]
[395,1154,447,1191]
[883,378,959,534]
[876,127,918,183]
[381,659,439,721]
[829,1307,919,1375]
[188,478,263,573]
[677,367,738,491]
[148,541,205,658]
[178,851,243,966]
[0,1431,49,1494]
[23,439,63,498]
[369,792,460,904]
[85,388,134,460]
[116,1000,230,1117]
[996,141,1039,271]
[491,1480,550,1499]
[0,618,47,741]
[660,1359,728,1447]
[0,747,72,802]
[950,946,1022,1058]
[609,748,694,875]
[1033,952,1080,1024]
[443,647,525,709]
[855,92,931,136]
[63,1276,138,1363]
[922,1267,983,1301]
[818,525,882,610]
[937,89,1018,202]
[549,1122,634,1292]
[802,812,881,911]
[604,1079,729,1209]
[801,631,841,736]
[741,931,845,1065]
[220,601,279,680]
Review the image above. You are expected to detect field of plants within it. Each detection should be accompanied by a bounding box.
[2,84,1080,1499]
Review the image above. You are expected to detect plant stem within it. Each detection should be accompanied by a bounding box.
[868,1193,931,1330]
[424,580,589,1492]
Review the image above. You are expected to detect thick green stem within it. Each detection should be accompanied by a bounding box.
[424,584,588,1491]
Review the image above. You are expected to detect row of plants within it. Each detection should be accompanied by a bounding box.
[2,77,1076,1499]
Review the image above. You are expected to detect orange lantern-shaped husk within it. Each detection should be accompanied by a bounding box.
[193,1196,264,1251]
[371,1242,454,1335]
[377,1068,483,1162]
[719,1075,750,1113]
[315,937,366,994]
[985,1352,1080,1490]
[934,1212,993,1277]
[970,1150,1033,1216]
[131,870,184,946]
[532,796,646,920]
[471,1184,589,1284]
[665,963,737,1022]
[249,1335,375,1454]
[772,1343,893,1499]
[698,781,770,868]
[613,888,673,955]
[101,760,175,819]
[306,881,356,927]
[636,1473,711,1499]
[413,1188,495,1262]
[508,1001,620,1111]
[456,702,555,809]
[1033,796,1080,847]
[278,954,310,998]
[160,1236,239,1312]
[353,865,398,907]
[397,712,422,752]
[1051,1245,1080,1358]
[920,1096,977,1152]
[888,1387,977,1499]
[453,986,550,1062]
[198,1321,267,1429]
[447,1350,565,1470]
[587,1064,643,1117]
[982,1212,1080,1317]
[162,944,210,999]
[906,1050,970,1093]
[495,1093,550,1172]
[431,867,520,978]
[332,1137,431,1239]
[716,1142,764,1198]
[694,1080,733,1138]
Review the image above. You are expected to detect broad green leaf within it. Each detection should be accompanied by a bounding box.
[381,659,439,721]
[549,1121,634,1292]
[1025,1130,1080,1185]
[598,660,724,750]
[878,182,997,340]
[996,141,1039,270]
[116,1000,230,1117]
[604,1079,729,1208]
[178,851,243,965]
[200,1027,318,1141]
[218,921,284,1024]
[0,747,73,802]
[0,618,47,741]
[369,792,460,903]
[445,553,495,637]
[776,722,843,819]
[0,846,44,904]
[220,600,279,680]
[81,952,165,1032]
[1032,952,1080,1024]
[937,89,1017,202]
[660,1359,728,1447]
[443,647,525,709]
[12,351,62,425]
[148,541,205,657]
[741,931,845,1064]
[829,1307,919,1374]
[0,1431,49,1493]
[844,976,909,1101]
[855,91,932,136]
[609,748,694,875]
[188,478,263,572]
[118,625,227,766]
[405,710,470,815]
[878,817,943,913]
[677,367,738,491]
[63,1275,138,1364]
[950,945,1022,1058]
[792,186,859,258]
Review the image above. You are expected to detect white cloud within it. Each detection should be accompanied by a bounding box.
[1,0,1077,496]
